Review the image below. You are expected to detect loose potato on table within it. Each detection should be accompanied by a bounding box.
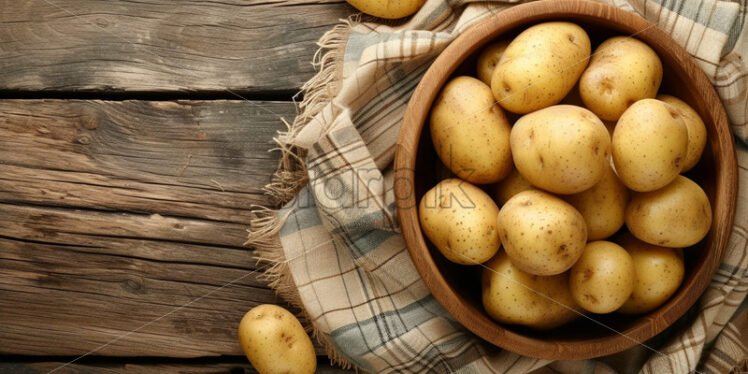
[625,175,712,248]
[476,40,510,86]
[238,304,316,374]
[615,234,685,314]
[430,76,513,184]
[345,0,424,19]
[491,22,591,114]
[497,190,587,276]
[419,178,500,265]
[564,164,629,240]
[580,36,663,121]
[570,241,635,314]
[482,251,581,329]
[612,98,688,192]
[511,105,611,194]
[657,94,708,172]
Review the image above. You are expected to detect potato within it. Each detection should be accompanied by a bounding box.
[625,175,712,248]
[569,241,635,313]
[238,304,316,374]
[497,190,587,275]
[482,251,581,329]
[612,99,688,192]
[431,76,513,184]
[476,40,510,85]
[657,94,707,172]
[344,0,424,19]
[511,105,611,194]
[419,178,500,264]
[491,22,590,114]
[492,168,534,206]
[580,37,662,121]
[615,234,684,314]
[564,164,629,240]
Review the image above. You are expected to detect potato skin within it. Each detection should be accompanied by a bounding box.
[497,190,587,275]
[482,251,581,329]
[615,234,684,314]
[657,95,707,172]
[580,37,662,121]
[419,178,500,264]
[238,304,316,374]
[564,164,629,240]
[491,22,590,114]
[345,0,425,19]
[625,175,712,248]
[511,105,611,194]
[492,168,534,206]
[476,40,510,85]
[431,76,513,184]
[612,99,688,192]
[570,241,635,313]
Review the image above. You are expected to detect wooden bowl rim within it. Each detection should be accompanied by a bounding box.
[394,0,738,360]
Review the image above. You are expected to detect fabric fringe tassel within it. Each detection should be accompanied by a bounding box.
[246,14,363,371]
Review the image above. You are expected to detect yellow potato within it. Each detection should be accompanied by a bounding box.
[238,304,316,374]
[345,0,425,19]
[580,37,663,121]
[570,241,635,314]
[625,175,712,248]
[497,190,587,275]
[657,95,708,172]
[431,76,513,184]
[492,168,534,206]
[612,99,688,192]
[615,234,684,314]
[419,178,500,264]
[491,22,591,114]
[476,40,510,85]
[563,164,629,240]
[482,251,581,329]
[511,105,611,194]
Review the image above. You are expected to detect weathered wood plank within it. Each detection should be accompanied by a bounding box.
[0,100,290,222]
[0,359,351,373]
[0,100,318,357]
[0,0,352,93]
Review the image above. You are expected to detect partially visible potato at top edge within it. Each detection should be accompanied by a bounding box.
[419,178,501,265]
[491,22,591,114]
[430,76,513,184]
[345,0,425,19]
[612,99,688,192]
[511,105,611,194]
[580,36,663,121]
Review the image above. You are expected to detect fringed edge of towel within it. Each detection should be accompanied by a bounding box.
[245,14,362,371]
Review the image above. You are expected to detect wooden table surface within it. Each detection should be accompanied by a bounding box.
[0,1,355,372]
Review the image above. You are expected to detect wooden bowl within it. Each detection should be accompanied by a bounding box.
[394,0,738,360]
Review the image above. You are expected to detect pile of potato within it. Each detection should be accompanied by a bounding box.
[419,22,711,329]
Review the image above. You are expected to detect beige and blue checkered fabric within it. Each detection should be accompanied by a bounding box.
[251,0,748,372]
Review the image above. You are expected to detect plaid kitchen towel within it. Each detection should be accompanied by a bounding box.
[247,0,748,373]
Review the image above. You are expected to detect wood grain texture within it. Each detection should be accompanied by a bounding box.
[0,99,317,357]
[0,0,352,93]
[395,0,737,360]
[0,359,350,373]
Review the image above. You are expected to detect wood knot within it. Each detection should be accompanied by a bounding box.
[76,134,92,145]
